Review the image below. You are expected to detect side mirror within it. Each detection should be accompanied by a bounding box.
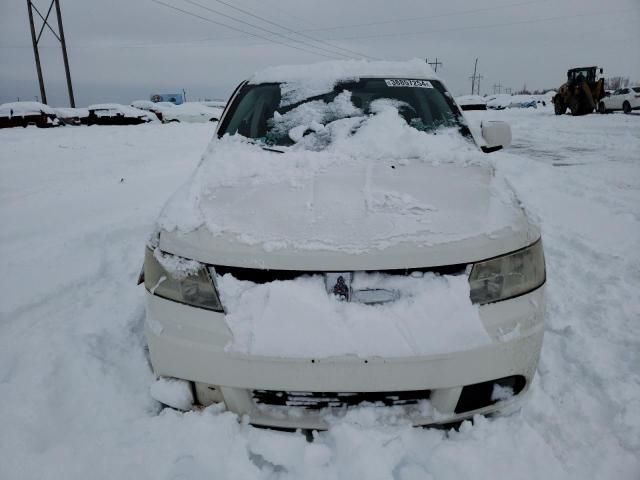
[481,121,511,152]
[599,68,603,74]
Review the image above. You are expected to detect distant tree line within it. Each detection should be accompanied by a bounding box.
[604,77,630,90]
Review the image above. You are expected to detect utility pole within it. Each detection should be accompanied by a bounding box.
[26,0,75,107]
[476,73,484,96]
[27,0,46,104]
[492,82,503,94]
[469,58,478,95]
[426,57,442,73]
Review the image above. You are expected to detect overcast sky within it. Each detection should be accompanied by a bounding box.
[1,0,639,106]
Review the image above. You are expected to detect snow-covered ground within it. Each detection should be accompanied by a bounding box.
[1,109,639,478]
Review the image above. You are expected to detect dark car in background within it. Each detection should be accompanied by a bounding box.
[87,104,157,126]
[0,102,61,129]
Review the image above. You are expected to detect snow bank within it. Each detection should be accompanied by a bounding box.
[219,272,489,358]
[250,58,438,106]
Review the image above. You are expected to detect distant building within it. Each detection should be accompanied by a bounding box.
[150,93,184,105]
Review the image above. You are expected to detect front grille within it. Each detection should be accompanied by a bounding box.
[213,264,466,284]
[252,389,431,409]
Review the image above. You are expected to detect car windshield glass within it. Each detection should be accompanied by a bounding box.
[632,87,640,93]
[218,78,467,148]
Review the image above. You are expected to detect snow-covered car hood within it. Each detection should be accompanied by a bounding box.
[156,97,536,270]
[158,154,537,270]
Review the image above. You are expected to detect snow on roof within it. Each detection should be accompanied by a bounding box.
[456,95,487,106]
[249,58,439,106]
[0,101,56,117]
[131,100,156,109]
[54,107,89,118]
[88,103,127,111]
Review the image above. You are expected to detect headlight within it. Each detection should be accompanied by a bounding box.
[143,248,223,312]
[469,239,545,304]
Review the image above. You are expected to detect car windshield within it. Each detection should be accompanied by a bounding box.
[218,78,468,148]
[632,87,640,93]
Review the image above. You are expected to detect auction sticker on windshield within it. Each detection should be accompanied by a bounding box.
[385,79,433,88]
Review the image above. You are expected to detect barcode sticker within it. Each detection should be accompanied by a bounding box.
[385,79,433,88]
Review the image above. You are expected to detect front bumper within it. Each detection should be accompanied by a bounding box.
[145,286,545,429]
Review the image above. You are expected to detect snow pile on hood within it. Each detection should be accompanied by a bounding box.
[218,271,489,358]
[157,100,522,252]
[250,58,438,106]
[0,101,56,117]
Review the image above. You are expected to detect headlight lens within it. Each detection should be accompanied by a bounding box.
[469,239,545,304]
[143,248,223,312]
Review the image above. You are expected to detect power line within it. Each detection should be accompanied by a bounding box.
[324,7,640,42]
[301,0,552,33]
[204,0,376,59]
[148,0,341,60]
[178,0,358,60]
[4,5,636,51]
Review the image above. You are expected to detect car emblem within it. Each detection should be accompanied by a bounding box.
[333,276,350,299]
[325,272,352,301]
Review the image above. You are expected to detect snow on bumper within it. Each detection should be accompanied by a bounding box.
[145,287,545,429]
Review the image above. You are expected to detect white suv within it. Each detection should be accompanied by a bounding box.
[141,60,546,429]
[599,86,640,114]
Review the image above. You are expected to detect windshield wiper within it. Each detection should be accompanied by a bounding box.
[260,145,285,153]
[244,137,285,153]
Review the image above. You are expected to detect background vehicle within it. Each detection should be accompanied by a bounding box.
[456,95,487,111]
[599,86,640,114]
[131,100,174,122]
[553,66,605,116]
[0,101,61,128]
[87,104,157,126]
[161,102,223,123]
[200,100,227,109]
[54,107,89,126]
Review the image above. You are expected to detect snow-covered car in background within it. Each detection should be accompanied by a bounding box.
[598,86,640,114]
[456,95,487,111]
[0,101,61,128]
[161,102,223,123]
[131,100,175,122]
[141,60,545,429]
[54,107,89,126]
[486,94,512,110]
[508,96,537,109]
[200,100,227,109]
[87,104,157,126]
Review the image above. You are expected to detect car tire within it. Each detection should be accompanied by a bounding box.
[623,101,631,114]
[598,102,606,114]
